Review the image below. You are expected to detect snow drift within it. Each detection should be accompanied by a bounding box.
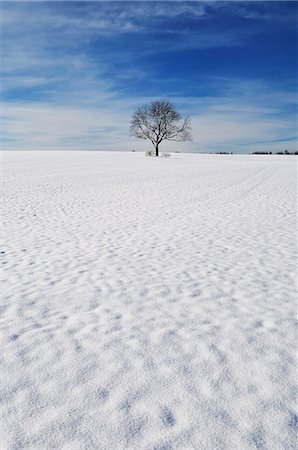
[1,151,297,449]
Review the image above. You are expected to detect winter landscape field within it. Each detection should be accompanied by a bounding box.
[1,151,297,449]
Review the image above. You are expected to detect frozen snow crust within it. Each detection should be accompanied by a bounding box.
[2,151,297,449]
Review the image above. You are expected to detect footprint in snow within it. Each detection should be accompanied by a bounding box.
[161,407,175,427]
[97,388,109,403]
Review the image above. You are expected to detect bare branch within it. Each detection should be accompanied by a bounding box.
[129,100,192,156]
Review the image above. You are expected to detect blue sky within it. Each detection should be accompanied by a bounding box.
[1,1,297,153]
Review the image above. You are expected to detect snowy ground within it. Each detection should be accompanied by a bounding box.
[1,151,297,450]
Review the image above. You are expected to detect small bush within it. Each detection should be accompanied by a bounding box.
[145,149,155,157]
[161,152,171,158]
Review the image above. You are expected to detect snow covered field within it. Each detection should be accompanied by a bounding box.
[1,151,297,450]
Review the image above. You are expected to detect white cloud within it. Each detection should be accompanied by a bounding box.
[2,94,296,154]
[1,2,296,154]
[191,112,296,151]
[1,103,131,150]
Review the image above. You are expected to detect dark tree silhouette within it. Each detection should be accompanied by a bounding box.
[129,100,192,157]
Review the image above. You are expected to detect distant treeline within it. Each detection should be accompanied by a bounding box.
[251,151,298,155]
[209,150,297,155]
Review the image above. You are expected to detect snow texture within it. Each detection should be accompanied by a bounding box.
[1,151,297,450]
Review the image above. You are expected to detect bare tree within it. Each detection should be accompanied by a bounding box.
[129,100,192,157]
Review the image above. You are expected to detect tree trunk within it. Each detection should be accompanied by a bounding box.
[155,144,159,157]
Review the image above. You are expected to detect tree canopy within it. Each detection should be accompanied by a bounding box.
[130,100,192,156]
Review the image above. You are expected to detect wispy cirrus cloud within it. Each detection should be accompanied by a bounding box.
[1,1,297,153]
[2,84,296,153]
